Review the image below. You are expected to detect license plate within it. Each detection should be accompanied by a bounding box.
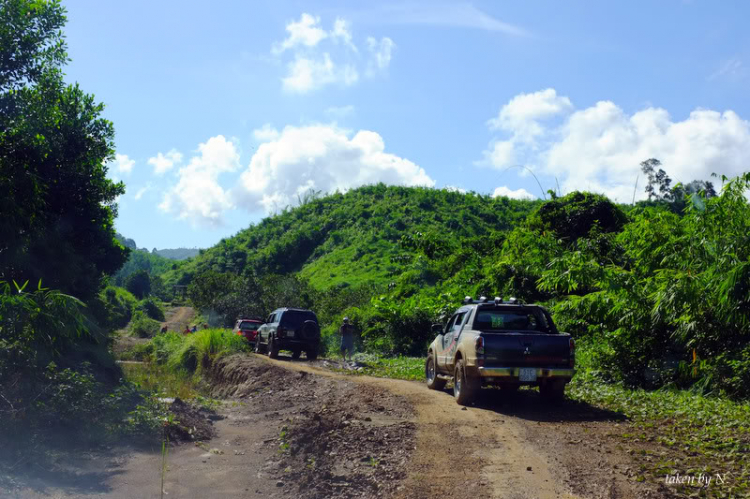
[519,368,537,382]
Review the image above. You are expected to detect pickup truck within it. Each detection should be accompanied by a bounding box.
[425,297,575,405]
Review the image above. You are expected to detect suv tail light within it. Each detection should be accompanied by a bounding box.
[278,326,286,338]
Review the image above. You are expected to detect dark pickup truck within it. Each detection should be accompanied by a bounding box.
[425,297,575,405]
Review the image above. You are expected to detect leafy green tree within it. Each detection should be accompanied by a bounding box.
[125,270,151,299]
[0,0,127,300]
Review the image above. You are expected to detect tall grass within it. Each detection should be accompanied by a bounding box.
[146,329,249,373]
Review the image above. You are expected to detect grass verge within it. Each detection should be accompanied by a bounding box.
[568,373,750,498]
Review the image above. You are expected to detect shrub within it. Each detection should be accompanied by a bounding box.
[137,297,165,321]
[129,311,161,338]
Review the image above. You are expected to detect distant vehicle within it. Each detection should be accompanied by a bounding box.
[425,297,575,406]
[233,318,263,347]
[255,308,320,360]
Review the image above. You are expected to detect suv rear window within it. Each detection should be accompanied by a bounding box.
[280,310,317,329]
[239,321,260,331]
[474,308,551,333]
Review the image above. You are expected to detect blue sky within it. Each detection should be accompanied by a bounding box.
[62,1,750,249]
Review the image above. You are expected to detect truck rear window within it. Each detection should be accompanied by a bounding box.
[474,309,551,333]
[239,321,260,331]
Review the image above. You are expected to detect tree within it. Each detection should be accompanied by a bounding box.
[125,270,151,299]
[0,0,128,300]
[640,158,673,201]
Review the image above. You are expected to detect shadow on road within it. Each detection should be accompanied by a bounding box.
[0,440,129,497]
[468,387,626,423]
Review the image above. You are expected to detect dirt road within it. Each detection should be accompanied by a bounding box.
[264,356,665,499]
[2,352,670,499]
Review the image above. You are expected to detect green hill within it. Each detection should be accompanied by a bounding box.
[163,183,539,290]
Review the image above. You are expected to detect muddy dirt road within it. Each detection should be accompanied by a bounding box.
[2,352,671,499]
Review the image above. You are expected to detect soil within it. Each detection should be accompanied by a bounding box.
[1,348,673,499]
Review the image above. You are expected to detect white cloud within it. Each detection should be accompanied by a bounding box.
[282,54,358,93]
[159,135,240,227]
[488,88,572,141]
[445,185,467,194]
[367,36,395,73]
[148,149,183,175]
[486,140,515,168]
[492,186,536,200]
[324,105,355,119]
[331,18,357,51]
[273,13,393,93]
[111,154,135,176]
[273,13,328,54]
[235,124,434,213]
[134,183,151,201]
[253,123,280,142]
[484,89,750,202]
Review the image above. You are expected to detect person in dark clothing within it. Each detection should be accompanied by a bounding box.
[339,317,355,361]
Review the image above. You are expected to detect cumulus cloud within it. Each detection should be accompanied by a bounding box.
[488,88,572,141]
[331,18,357,51]
[492,186,535,200]
[111,154,135,176]
[273,13,328,54]
[235,124,434,213]
[273,13,393,93]
[282,54,358,93]
[253,123,280,142]
[484,89,750,202]
[159,136,240,227]
[148,149,183,175]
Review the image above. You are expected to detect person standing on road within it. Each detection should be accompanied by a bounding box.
[339,317,355,362]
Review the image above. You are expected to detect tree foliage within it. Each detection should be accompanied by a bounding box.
[0,0,127,300]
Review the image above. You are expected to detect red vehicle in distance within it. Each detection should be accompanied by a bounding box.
[232,318,263,347]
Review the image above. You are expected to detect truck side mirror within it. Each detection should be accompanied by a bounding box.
[431,324,444,335]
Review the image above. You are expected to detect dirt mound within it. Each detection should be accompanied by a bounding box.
[165,398,217,442]
[208,354,416,499]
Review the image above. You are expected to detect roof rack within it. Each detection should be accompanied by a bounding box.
[462,296,525,305]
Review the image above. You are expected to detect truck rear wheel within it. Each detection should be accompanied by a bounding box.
[540,380,566,402]
[425,354,446,390]
[454,359,478,406]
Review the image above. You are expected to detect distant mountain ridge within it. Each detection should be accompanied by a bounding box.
[115,233,200,261]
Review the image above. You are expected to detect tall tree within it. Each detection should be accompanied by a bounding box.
[0,0,128,300]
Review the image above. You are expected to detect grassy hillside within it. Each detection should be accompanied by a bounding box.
[163,184,540,290]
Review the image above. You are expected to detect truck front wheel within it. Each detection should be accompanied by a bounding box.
[454,359,479,406]
[425,354,446,390]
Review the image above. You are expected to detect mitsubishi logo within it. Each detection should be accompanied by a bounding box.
[523,347,531,355]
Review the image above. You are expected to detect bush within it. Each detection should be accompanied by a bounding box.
[90,285,137,329]
[129,311,161,338]
[137,297,165,321]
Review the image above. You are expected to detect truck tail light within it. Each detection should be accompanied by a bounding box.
[475,336,485,356]
[569,337,576,367]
